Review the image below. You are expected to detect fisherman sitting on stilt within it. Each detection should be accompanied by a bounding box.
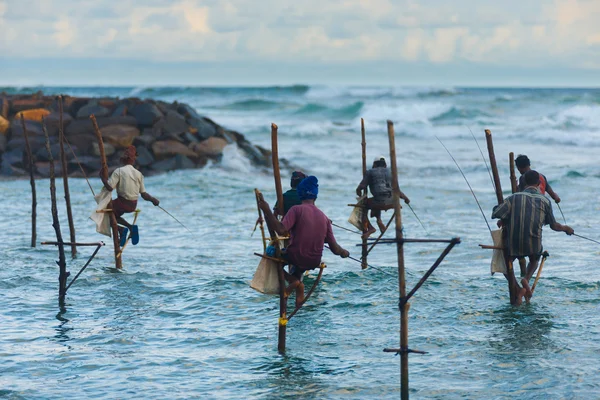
[356,156,410,239]
[258,176,350,308]
[100,145,160,246]
[492,170,573,303]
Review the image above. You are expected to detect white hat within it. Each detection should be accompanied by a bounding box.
[374,156,386,163]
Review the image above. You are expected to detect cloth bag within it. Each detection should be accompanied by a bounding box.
[250,239,285,294]
[90,188,112,237]
[490,228,507,275]
[348,195,366,231]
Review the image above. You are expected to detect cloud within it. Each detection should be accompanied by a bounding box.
[0,0,597,72]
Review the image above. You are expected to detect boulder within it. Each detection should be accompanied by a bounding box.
[182,132,200,144]
[133,134,155,148]
[151,140,196,159]
[130,102,163,126]
[66,97,92,117]
[10,98,46,113]
[10,119,46,137]
[1,157,26,176]
[15,108,51,122]
[188,117,217,140]
[7,135,52,154]
[151,154,195,172]
[98,98,117,110]
[0,134,6,153]
[90,141,116,157]
[101,124,140,148]
[35,161,63,178]
[176,102,201,120]
[0,97,9,118]
[238,140,269,167]
[135,145,155,167]
[44,111,74,132]
[76,102,111,119]
[0,115,9,135]
[66,133,95,154]
[190,137,228,157]
[111,103,127,117]
[36,143,78,162]
[163,110,188,134]
[68,155,102,172]
[65,116,137,137]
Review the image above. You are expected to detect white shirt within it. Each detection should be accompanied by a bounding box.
[108,164,146,201]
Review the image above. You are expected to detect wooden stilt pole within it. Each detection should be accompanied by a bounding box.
[360,118,368,269]
[254,189,267,253]
[58,96,77,258]
[91,115,122,270]
[21,115,36,247]
[42,118,68,306]
[509,152,517,194]
[485,130,518,305]
[387,120,409,399]
[271,122,287,353]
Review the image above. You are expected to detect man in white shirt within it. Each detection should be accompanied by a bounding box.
[100,145,160,245]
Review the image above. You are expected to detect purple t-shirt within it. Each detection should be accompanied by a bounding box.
[282,203,336,269]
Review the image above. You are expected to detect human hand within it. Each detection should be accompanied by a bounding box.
[152,198,160,206]
[554,196,561,204]
[497,220,503,228]
[565,226,574,235]
[402,195,410,205]
[340,249,350,258]
[257,192,269,212]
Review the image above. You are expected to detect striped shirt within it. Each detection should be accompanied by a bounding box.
[492,187,556,257]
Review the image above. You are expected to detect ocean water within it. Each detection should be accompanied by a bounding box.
[1,86,600,399]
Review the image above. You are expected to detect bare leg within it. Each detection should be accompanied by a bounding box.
[295,281,305,308]
[116,216,132,229]
[518,257,527,276]
[361,221,376,239]
[376,217,387,234]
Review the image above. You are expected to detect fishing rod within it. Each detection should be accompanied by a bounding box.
[573,233,600,246]
[331,222,362,235]
[324,245,395,277]
[556,203,567,224]
[406,203,429,235]
[467,126,495,192]
[436,136,493,234]
[157,205,193,233]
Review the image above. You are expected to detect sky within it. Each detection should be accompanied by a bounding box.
[0,0,599,86]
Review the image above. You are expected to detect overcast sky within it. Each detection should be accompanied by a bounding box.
[0,0,599,86]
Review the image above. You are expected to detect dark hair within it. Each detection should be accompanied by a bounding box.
[524,170,540,186]
[290,171,306,188]
[373,160,387,168]
[515,155,530,169]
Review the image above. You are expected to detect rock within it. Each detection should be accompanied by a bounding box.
[190,137,228,157]
[0,97,9,118]
[188,117,218,140]
[176,102,201,120]
[15,108,51,122]
[221,130,237,144]
[101,124,140,148]
[10,119,46,137]
[66,133,96,154]
[111,103,127,117]
[0,134,6,153]
[35,161,63,177]
[66,97,92,117]
[65,116,138,137]
[43,111,74,133]
[135,145,155,167]
[69,155,101,172]
[10,98,46,114]
[7,135,52,154]
[35,143,78,162]
[0,115,9,135]
[163,110,188,135]
[182,132,200,144]
[151,154,196,172]
[98,98,117,110]
[133,134,155,148]
[1,157,27,176]
[90,141,116,157]
[151,140,196,159]
[238,140,270,167]
[76,102,111,119]
[130,102,163,126]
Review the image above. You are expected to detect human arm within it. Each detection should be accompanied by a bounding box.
[545,180,560,203]
[325,221,350,258]
[257,193,288,236]
[399,189,410,204]
[356,176,368,197]
[99,166,114,191]
[141,192,160,206]
[550,222,573,235]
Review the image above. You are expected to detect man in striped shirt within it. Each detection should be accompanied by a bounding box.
[492,170,573,302]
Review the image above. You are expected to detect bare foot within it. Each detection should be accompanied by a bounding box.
[377,220,387,233]
[361,226,377,239]
[521,278,533,301]
[514,287,527,306]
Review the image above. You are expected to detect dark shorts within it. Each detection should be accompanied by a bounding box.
[112,197,137,217]
[367,196,393,218]
[281,252,312,279]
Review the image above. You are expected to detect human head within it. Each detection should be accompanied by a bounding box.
[290,171,307,189]
[121,145,137,165]
[524,170,540,187]
[373,155,387,168]
[515,155,531,174]
[297,175,318,201]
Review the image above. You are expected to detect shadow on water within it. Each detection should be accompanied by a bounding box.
[488,303,555,358]
[54,308,73,350]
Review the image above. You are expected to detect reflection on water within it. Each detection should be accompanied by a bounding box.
[54,309,73,349]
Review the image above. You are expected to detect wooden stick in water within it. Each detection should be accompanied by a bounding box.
[254,189,267,253]
[509,152,518,194]
[21,115,36,247]
[91,114,122,269]
[42,118,67,306]
[58,96,77,258]
[271,123,284,218]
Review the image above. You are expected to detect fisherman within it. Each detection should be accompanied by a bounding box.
[492,170,573,303]
[274,170,306,218]
[258,175,350,308]
[356,156,410,238]
[100,145,160,246]
[515,155,561,203]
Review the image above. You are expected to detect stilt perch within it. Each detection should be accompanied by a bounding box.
[21,115,36,248]
[360,118,368,269]
[58,96,77,258]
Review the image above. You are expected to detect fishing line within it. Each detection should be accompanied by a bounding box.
[573,233,600,246]
[331,222,362,235]
[324,245,395,277]
[406,203,429,235]
[467,126,495,192]
[436,136,493,234]
[556,203,567,224]
[157,205,193,233]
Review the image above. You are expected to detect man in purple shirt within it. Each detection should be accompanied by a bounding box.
[258,175,349,307]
